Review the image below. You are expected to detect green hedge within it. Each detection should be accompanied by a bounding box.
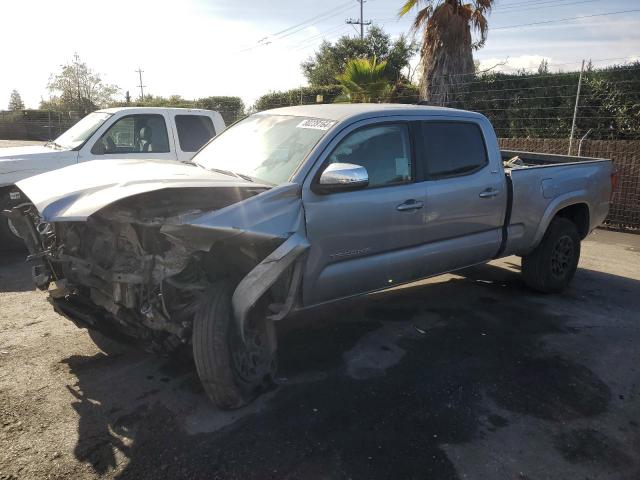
[253,85,344,112]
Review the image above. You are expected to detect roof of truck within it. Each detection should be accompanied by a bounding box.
[96,107,218,115]
[263,103,485,122]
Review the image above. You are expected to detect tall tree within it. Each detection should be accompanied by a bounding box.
[8,89,25,111]
[399,0,493,105]
[302,26,417,86]
[44,53,119,113]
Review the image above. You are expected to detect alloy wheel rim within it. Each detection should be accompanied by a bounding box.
[231,318,272,384]
[550,235,574,279]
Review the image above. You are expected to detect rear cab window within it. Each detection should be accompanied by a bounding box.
[416,121,488,179]
[175,115,216,152]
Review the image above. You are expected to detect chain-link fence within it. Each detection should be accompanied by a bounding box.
[500,137,639,231]
[0,110,82,141]
[1,108,638,231]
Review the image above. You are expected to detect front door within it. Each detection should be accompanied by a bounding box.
[302,121,428,306]
[80,113,177,162]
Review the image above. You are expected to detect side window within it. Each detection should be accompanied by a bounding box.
[175,115,216,152]
[327,124,412,188]
[418,122,488,178]
[91,114,170,155]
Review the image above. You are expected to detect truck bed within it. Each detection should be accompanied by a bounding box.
[500,149,613,256]
[500,149,609,168]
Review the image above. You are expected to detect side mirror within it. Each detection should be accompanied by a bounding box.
[315,163,369,193]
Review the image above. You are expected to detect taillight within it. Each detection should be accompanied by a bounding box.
[610,170,619,201]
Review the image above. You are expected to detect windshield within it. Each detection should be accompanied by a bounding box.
[194,114,335,185]
[54,112,112,149]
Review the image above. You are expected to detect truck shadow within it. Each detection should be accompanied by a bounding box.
[60,261,639,479]
[0,249,32,292]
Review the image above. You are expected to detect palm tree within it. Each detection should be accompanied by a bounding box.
[399,0,493,105]
[336,57,392,103]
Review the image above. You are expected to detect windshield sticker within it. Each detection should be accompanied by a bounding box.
[296,119,336,131]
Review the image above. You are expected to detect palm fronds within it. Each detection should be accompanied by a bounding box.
[336,57,393,103]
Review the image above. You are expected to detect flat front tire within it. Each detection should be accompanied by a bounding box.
[522,217,581,293]
[193,282,277,410]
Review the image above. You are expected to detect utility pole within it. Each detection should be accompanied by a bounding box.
[346,0,371,40]
[75,56,82,113]
[136,67,146,101]
[568,59,585,156]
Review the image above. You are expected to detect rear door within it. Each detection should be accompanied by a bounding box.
[80,113,177,162]
[414,119,506,275]
[302,120,429,305]
[172,113,219,161]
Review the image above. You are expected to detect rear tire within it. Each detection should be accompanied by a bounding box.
[193,282,277,410]
[0,216,25,251]
[522,217,581,293]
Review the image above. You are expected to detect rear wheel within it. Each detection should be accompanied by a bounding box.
[193,282,277,409]
[522,217,581,293]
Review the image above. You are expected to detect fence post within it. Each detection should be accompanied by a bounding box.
[568,59,585,156]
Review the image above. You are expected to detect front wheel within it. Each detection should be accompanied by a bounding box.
[522,217,581,293]
[193,282,277,410]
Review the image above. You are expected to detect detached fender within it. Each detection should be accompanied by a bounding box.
[231,233,309,342]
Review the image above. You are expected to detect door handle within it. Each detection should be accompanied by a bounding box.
[479,188,500,199]
[396,199,424,211]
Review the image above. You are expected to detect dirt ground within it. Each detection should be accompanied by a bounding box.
[0,228,638,480]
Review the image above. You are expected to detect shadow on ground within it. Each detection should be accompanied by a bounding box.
[56,261,640,479]
[0,249,32,292]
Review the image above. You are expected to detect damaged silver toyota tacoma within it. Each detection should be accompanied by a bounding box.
[2,104,616,409]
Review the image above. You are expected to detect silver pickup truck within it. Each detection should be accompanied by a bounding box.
[5,104,615,409]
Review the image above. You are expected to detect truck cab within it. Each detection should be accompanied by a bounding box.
[79,107,225,163]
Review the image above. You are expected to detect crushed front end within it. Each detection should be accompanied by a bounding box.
[6,179,308,355]
[5,187,273,353]
[12,213,207,352]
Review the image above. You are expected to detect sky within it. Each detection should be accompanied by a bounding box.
[2,0,639,110]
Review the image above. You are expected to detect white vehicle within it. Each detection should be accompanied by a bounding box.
[0,107,225,248]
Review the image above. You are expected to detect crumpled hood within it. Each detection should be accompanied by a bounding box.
[0,146,78,186]
[16,158,267,221]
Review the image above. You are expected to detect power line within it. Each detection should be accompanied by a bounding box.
[238,2,354,53]
[291,25,351,50]
[373,0,604,24]
[494,0,602,12]
[493,8,640,30]
[270,1,352,37]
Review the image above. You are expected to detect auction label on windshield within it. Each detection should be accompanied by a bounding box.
[297,118,336,130]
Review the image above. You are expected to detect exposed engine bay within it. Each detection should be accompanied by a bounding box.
[7,187,292,353]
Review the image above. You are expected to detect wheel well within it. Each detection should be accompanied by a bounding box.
[556,203,590,239]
